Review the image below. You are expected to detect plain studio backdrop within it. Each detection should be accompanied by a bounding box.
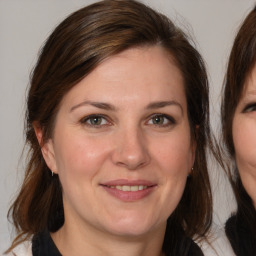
[0,0,255,254]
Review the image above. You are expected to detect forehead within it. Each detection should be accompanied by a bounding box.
[242,64,256,98]
[93,46,182,80]
[60,46,186,108]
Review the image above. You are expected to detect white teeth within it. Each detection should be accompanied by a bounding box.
[131,186,138,191]
[123,185,130,191]
[110,185,148,191]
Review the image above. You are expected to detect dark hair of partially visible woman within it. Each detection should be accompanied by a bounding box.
[221,5,256,256]
[7,0,217,254]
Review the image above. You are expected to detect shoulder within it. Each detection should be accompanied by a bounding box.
[225,212,256,255]
[189,240,204,256]
[199,224,235,256]
[225,215,237,233]
[5,240,32,256]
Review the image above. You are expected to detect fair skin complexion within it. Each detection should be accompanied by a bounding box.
[233,64,256,208]
[35,46,195,256]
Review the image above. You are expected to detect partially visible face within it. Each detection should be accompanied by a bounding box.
[233,64,256,208]
[41,46,195,238]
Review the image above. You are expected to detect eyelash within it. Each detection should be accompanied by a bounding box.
[242,103,256,113]
[79,113,176,128]
[147,114,176,127]
[80,114,111,128]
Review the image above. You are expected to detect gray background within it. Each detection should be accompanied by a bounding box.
[0,0,255,254]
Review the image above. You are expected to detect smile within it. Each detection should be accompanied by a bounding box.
[107,185,148,191]
[101,180,157,201]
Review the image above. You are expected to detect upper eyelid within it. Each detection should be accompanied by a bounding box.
[146,113,176,123]
[150,113,175,118]
[80,114,111,124]
[79,113,176,125]
[242,102,256,112]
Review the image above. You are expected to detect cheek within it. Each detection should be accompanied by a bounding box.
[233,119,256,167]
[155,137,190,215]
[154,131,193,173]
[53,133,112,178]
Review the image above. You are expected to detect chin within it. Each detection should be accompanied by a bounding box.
[107,225,154,238]
[102,214,163,238]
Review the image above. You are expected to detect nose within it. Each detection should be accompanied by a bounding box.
[111,128,150,170]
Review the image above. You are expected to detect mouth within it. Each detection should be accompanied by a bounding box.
[100,180,157,201]
[104,185,152,192]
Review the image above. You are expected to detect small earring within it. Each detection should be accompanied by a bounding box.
[52,171,54,176]
[187,167,193,178]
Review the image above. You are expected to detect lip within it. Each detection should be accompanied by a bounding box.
[101,179,156,187]
[100,179,157,202]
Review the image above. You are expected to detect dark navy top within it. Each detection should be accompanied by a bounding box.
[32,229,203,256]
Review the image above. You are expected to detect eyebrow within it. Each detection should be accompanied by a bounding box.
[70,101,117,112]
[245,90,256,96]
[70,100,183,114]
[241,90,256,102]
[146,101,183,114]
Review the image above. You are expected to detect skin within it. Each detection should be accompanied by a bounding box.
[36,46,195,256]
[233,64,256,209]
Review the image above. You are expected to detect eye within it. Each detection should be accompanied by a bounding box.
[242,103,256,113]
[147,114,176,127]
[80,115,109,127]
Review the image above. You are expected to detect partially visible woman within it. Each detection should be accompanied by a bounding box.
[6,0,217,255]
[221,5,256,256]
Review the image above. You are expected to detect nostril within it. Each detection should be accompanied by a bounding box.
[115,157,149,170]
[111,132,150,169]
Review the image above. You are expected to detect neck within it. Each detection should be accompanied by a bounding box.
[51,219,166,256]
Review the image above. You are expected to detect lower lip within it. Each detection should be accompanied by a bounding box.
[101,186,156,202]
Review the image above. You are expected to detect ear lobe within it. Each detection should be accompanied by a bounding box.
[42,139,58,174]
[33,122,58,174]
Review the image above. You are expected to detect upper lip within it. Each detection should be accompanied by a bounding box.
[100,179,156,187]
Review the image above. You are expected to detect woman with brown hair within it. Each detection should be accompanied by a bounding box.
[6,0,217,255]
[221,5,256,256]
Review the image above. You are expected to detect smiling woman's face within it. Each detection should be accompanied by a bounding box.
[233,64,256,208]
[40,46,195,238]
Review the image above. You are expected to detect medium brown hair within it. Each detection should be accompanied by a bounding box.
[221,5,256,241]
[8,0,215,252]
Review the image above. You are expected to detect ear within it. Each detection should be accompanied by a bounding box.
[33,122,58,174]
